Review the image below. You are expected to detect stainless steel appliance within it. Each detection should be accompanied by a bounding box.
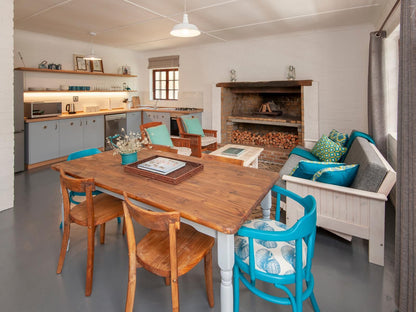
[170,116,180,136]
[65,103,76,114]
[105,113,127,151]
[24,101,62,119]
[14,71,25,172]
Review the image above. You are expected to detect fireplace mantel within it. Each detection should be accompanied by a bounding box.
[216,80,312,94]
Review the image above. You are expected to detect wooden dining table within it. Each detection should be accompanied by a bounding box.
[52,149,279,312]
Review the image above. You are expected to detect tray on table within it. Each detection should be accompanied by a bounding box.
[124,155,204,185]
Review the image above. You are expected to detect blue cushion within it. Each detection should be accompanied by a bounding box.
[344,130,375,151]
[182,118,205,137]
[328,129,349,146]
[145,125,173,147]
[235,219,307,276]
[312,164,359,186]
[311,135,347,162]
[290,160,345,179]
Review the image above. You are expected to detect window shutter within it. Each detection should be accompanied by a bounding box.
[148,55,179,69]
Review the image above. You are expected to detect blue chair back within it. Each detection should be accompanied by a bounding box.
[233,185,319,312]
[66,148,102,204]
[66,148,101,161]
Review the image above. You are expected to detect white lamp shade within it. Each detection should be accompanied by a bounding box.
[84,54,102,61]
[170,13,201,37]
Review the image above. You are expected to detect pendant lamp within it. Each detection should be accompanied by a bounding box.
[84,32,102,61]
[170,1,200,38]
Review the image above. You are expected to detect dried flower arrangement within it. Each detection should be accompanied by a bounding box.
[106,128,148,155]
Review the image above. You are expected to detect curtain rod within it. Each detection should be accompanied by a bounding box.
[377,0,401,35]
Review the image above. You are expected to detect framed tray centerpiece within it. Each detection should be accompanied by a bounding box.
[124,155,203,184]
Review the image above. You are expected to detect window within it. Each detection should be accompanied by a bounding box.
[152,68,179,100]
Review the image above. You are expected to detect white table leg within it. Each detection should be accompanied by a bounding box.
[261,190,272,219]
[217,232,234,312]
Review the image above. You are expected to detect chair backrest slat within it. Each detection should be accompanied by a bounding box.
[123,192,180,232]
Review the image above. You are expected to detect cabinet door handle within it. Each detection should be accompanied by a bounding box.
[92,119,95,123]
[43,125,47,129]
[70,122,74,126]
[80,121,82,126]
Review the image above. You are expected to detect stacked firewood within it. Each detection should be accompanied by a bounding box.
[231,130,298,149]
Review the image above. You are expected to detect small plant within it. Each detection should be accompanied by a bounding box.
[106,128,148,155]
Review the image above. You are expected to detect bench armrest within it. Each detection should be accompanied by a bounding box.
[282,175,387,201]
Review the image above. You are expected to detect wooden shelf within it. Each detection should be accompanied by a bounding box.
[24,90,137,93]
[15,67,137,78]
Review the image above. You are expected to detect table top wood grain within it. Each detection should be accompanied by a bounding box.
[52,150,279,234]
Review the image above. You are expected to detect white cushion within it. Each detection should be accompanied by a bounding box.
[172,146,192,156]
[235,219,307,275]
[201,136,217,147]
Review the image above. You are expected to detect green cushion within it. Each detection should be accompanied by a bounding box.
[311,135,347,162]
[182,118,205,137]
[145,125,173,147]
[312,164,359,186]
[328,129,349,146]
[290,160,345,180]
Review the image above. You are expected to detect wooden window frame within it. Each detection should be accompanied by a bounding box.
[152,68,179,100]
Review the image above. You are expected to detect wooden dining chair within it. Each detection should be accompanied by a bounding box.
[140,122,192,156]
[202,153,244,166]
[177,117,217,157]
[122,192,215,312]
[56,169,124,296]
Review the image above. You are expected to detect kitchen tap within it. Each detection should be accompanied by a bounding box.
[153,100,159,109]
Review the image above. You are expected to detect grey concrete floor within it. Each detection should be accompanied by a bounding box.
[0,167,397,311]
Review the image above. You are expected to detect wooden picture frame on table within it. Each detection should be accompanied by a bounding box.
[73,54,88,71]
[91,60,104,73]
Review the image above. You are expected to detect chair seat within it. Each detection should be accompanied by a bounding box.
[201,136,217,147]
[235,219,307,275]
[136,223,215,277]
[70,193,124,226]
[172,146,192,156]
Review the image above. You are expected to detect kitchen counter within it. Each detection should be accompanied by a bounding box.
[24,107,203,123]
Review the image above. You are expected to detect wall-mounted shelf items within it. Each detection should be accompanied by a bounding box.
[15,67,137,77]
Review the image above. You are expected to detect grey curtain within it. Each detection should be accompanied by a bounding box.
[395,0,416,311]
[368,30,387,157]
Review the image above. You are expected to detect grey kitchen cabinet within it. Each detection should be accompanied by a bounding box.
[60,116,104,157]
[59,118,84,157]
[126,112,141,134]
[25,120,60,165]
[83,116,104,149]
[142,111,170,133]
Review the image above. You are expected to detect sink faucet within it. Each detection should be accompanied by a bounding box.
[153,100,159,109]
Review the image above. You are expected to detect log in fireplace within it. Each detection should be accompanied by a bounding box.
[216,80,313,164]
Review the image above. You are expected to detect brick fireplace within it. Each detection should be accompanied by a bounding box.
[216,80,314,165]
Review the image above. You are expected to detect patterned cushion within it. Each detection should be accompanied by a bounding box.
[289,160,345,179]
[201,136,217,147]
[312,164,359,186]
[328,129,349,146]
[311,135,347,162]
[235,219,307,276]
[172,146,192,156]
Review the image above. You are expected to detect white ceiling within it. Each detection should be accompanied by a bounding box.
[14,0,392,52]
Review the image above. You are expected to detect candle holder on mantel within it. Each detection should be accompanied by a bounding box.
[287,65,296,80]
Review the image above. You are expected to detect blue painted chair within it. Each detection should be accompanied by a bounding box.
[234,185,319,312]
[60,148,121,228]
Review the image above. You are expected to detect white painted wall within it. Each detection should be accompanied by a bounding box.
[0,0,14,211]
[139,24,373,136]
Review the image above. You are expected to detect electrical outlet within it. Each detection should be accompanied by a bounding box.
[73,96,79,102]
